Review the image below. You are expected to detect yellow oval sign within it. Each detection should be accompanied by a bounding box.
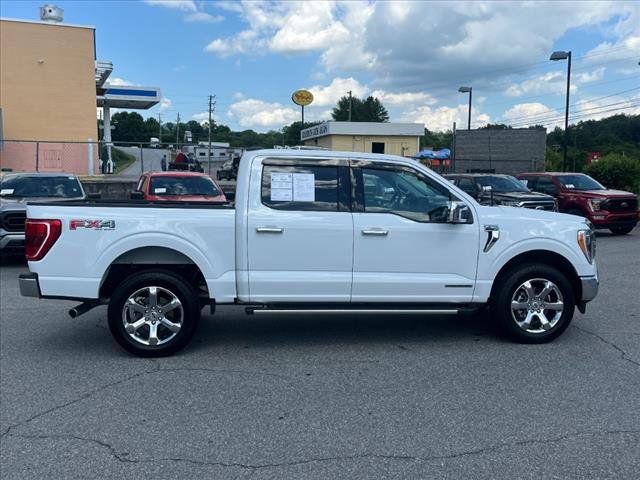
[292,89,314,106]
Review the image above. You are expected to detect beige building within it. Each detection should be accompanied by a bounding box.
[0,17,98,173]
[301,122,424,157]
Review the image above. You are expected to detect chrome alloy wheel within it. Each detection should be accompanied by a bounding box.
[510,278,564,334]
[121,286,183,346]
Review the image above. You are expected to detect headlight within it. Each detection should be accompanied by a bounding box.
[588,199,603,211]
[577,229,596,264]
[501,200,520,207]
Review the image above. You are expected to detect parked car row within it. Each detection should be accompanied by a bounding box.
[445,172,639,235]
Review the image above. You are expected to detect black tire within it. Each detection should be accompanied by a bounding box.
[491,264,575,343]
[108,270,201,357]
[609,225,634,235]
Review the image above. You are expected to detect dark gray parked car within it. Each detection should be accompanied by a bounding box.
[444,173,557,211]
[0,173,86,255]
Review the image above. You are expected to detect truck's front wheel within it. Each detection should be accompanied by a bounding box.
[108,271,200,357]
[492,264,575,343]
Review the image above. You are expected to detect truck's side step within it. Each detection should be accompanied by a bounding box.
[246,306,461,315]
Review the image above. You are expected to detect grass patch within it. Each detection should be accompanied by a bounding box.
[112,147,136,174]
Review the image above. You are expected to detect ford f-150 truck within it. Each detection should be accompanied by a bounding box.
[19,149,598,356]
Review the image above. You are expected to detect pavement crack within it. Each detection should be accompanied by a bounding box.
[6,429,638,471]
[574,325,640,368]
[1,360,161,438]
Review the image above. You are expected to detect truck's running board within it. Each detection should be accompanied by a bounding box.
[247,308,459,315]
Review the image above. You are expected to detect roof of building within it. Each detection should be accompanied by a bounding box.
[301,121,424,141]
[0,17,94,30]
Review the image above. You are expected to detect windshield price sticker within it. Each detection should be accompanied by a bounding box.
[270,172,293,201]
[270,172,315,202]
[565,184,575,189]
[0,189,14,195]
[293,173,315,202]
[154,188,167,194]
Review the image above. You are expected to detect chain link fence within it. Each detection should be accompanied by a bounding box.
[0,140,239,179]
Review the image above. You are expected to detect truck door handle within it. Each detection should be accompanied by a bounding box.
[362,229,388,236]
[256,227,284,234]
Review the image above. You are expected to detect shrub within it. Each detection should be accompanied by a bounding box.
[584,154,640,194]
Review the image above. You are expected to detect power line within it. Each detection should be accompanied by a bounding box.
[499,87,640,124]
[507,101,640,128]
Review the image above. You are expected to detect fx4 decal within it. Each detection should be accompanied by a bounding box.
[69,219,116,230]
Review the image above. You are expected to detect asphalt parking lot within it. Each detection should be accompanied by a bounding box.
[1,229,639,479]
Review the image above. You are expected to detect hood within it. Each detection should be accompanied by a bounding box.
[485,191,554,202]
[565,188,636,198]
[478,204,586,226]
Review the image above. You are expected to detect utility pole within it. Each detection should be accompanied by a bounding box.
[176,112,180,147]
[348,90,352,122]
[158,113,162,145]
[208,94,216,176]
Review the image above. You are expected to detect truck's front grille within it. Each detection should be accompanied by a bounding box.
[520,201,556,211]
[602,198,638,213]
[1,212,27,232]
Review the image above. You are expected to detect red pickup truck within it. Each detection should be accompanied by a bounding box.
[134,171,227,202]
[517,172,638,235]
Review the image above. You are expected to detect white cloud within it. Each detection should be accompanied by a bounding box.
[307,77,368,107]
[505,66,605,98]
[503,102,560,128]
[400,104,490,132]
[370,90,437,107]
[227,99,299,130]
[184,12,224,23]
[192,112,209,123]
[159,97,172,113]
[107,77,139,86]
[144,0,196,12]
[204,1,635,96]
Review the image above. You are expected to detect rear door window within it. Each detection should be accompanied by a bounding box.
[261,164,341,212]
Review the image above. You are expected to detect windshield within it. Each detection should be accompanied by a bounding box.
[475,175,529,193]
[149,176,221,196]
[556,174,605,191]
[0,175,83,198]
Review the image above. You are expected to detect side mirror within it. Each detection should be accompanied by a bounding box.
[447,201,472,224]
[130,191,144,200]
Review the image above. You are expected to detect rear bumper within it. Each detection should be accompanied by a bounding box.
[19,273,41,298]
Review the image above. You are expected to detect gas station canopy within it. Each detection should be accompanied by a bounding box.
[96,85,160,109]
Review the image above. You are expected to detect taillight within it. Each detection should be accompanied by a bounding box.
[25,219,62,261]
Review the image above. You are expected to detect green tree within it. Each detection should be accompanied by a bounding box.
[584,153,640,194]
[331,95,389,122]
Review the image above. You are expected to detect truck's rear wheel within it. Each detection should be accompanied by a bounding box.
[491,264,575,343]
[108,271,200,357]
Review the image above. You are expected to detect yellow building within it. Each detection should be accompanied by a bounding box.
[0,16,98,173]
[301,121,424,157]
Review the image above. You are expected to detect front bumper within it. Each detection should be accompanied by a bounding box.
[0,233,25,251]
[589,211,639,229]
[580,275,599,302]
[19,273,41,298]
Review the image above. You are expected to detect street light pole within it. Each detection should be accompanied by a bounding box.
[458,86,472,130]
[550,50,572,171]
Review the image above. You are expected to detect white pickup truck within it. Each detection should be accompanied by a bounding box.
[19,149,598,356]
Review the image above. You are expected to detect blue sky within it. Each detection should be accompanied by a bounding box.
[2,0,639,132]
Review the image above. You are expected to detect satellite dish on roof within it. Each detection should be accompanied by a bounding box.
[40,4,64,23]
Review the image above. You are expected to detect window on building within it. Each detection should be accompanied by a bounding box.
[371,142,385,154]
[262,164,339,212]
